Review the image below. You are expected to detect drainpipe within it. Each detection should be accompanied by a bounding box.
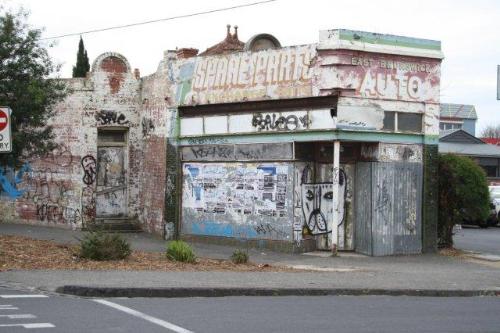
[332,140,340,255]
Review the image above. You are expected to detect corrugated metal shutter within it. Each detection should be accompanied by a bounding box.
[355,162,422,256]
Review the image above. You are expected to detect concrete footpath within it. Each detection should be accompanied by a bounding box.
[1,223,500,298]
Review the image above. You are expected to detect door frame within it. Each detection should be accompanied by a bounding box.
[96,127,129,218]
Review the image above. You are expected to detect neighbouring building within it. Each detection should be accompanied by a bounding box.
[439,129,500,184]
[439,103,477,135]
[482,138,500,147]
[0,27,443,256]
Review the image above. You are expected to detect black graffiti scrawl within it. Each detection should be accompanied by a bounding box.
[95,110,129,125]
[81,155,97,185]
[301,168,347,235]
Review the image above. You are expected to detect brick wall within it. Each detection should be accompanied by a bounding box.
[0,52,141,229]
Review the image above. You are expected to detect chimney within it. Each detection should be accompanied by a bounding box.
[233,25,239,40]
[134,68,140,79]
[176,48,199,59]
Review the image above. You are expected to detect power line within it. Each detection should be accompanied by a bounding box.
[40,0,277,40]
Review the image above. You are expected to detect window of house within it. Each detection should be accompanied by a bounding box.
[383,112,423,133]
[439,122,462,131]
[482,165,498,178]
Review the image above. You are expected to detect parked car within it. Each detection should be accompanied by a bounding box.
[489,186,500,221]
[461,203,497,228]
[462,186,500,228]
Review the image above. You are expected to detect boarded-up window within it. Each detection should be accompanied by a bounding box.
[398,113,422,133]
[383,112,396,131]
[98,130,126,144]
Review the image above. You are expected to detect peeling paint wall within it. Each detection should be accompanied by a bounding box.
[0,28,441,253]
[0,52,141,229]
[178,45,316,106]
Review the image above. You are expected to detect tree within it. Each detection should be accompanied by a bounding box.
[481,124,500,138]
[72,36,90,78]
[0,8,66,168]
[438,154,490,248]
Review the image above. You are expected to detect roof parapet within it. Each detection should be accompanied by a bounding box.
[318,29,444,59]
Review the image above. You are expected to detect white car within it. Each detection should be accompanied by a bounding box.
[489,186,500,220]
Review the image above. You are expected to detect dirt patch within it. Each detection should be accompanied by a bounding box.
[438,247,467,257]
[0,235,296,272]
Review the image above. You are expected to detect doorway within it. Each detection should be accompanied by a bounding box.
[96,129,128,218]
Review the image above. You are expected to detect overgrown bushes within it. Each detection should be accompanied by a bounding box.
[166,240,196,263]
[438,154,490,248]
[79,231,131,261]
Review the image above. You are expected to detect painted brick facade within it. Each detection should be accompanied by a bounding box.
[0,28,443,254]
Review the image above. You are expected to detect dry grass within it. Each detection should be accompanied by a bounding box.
[0,235,295,272]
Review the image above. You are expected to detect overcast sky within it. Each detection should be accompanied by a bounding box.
[4,0,499,134]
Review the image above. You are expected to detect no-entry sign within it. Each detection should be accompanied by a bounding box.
[0,107,12,152]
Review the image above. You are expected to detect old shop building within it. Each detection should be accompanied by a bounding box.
[0,28,443,256]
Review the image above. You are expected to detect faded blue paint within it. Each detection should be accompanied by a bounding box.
[175,61,195,104]
[189,221,259,239]
[0,162,32,199]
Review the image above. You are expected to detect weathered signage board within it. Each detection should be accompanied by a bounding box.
[319,52,441,103]
[0,107,12,152]
[178,45,316,105]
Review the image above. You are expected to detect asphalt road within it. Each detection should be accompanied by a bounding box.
[1,287,500,332]
[454,225,500,255]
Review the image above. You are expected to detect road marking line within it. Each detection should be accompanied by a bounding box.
[94,299,194,333]
[0,323,54,328]
[0,314,37,319]
[0,295,48,299]
[0,307,19,310]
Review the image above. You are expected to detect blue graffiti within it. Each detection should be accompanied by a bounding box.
[186,165,200,178]
[0,162,32,199]
[189,221,259,239]
[257,166,277,175]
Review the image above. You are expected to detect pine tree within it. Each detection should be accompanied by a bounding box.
[72,36,90,78]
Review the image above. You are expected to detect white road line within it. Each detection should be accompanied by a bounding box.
[0,307,19,310]
[0,323,54,328]
[94,299,194,333]
[0,314,37,319]
[0,295,48,299]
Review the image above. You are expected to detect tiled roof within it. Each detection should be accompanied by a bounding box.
[440,103,477,120]
[199,25,245,56]
[439,129,484,144]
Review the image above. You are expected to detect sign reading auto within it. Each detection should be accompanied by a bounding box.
[0,107,12,152]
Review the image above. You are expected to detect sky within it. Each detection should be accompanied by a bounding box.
[3,0,500,134]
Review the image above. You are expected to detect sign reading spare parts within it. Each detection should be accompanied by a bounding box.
[0,107,12,152]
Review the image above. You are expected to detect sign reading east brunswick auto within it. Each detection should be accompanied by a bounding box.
[0,107,12,152]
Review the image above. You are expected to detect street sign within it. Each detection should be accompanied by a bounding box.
[0,106,12,153]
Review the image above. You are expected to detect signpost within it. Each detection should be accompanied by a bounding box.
[497,65,500,100]
[0,107,12,153]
